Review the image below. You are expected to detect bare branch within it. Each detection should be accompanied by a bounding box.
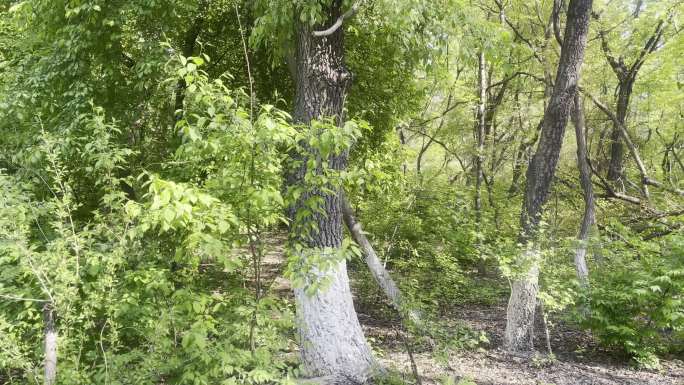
[630,19,666,77]
[487,71,548,90]
[552,0,564,46]
[313,2,360,37]
[588,154,643,205]
[598,30,626,78]
[0,294,48,303]
[583,90,649,196]
[584,89,684,198]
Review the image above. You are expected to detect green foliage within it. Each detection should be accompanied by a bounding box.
[1,0,683,381]
[582,233,684,368]
[0,46,300,383]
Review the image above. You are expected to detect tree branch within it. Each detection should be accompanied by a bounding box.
[583,89,651,197]
[552,0,564,47]
[313,2,360,37]
[487,71,548,90]
[586,90,684,197]
[588,154,643,205]
[629,19,665,77]
[598,30,626,78]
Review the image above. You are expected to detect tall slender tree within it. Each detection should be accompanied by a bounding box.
[504,0,593,352]
[572,93,593,286]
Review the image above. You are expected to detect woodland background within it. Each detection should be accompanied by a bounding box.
[0,0,682,384]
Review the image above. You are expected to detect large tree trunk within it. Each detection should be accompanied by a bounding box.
[505,253,539,350]
[287,3,375,381]
[44,304,57,385]
[340,195,422,325]
[571,93,592,286]
[504,0,592,352]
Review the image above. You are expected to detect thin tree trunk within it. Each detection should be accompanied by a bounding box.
[416,137,434,176]
[398,127,408,175]
[505,0,592,352]
[509,120,543,197]
[341,195,421,325]
[474,51,486,222]
[633,0,643,18]
[572,93,592,286]
[474,51,487,274]
[44,304,57,385]
[173,1,206,123]
[538,300,553,355]
[601,17,665,184]
[287,3,375,381]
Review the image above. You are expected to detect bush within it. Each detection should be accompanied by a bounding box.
[583,233,684,368]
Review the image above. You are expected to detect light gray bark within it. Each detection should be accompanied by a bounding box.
[572,93,592,286]
[474,50,487,275]
[505,252,539,351]
[44,304,57,385]
[505,0,592,352]
[294,259,375,381]
[287,2,375,381]
[340,195,421,325]
[474,50,487,224]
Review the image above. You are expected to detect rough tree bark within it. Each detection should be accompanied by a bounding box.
[504,0,592,352]
[287,2,375,381]
[44,304,57,385]
[606,84,632,183]
[340,195,422,325]
[571,93,592,286]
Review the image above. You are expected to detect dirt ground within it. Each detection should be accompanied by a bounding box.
[259,236,684,385]
[360,304,684,385]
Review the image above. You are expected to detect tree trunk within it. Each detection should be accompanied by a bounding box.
[504,0,592,352]
[173,1,206,123]
[416,137,434,177]
[606,82,632,184]
[287,4,375,381]
[505,251,539,351]
[474,51,487,275]
[474,51,486,224]
[633,0,643,18]
[571,93,592,286]
[340,195,421,325]
[44,304,57,385]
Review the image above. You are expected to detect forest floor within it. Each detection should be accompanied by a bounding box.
[259,236,684,385]
[360,303,684,385]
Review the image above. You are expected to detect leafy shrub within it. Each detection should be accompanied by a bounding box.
[0,54,300,384]
[583,233,684,368]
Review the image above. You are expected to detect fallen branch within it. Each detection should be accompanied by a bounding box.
[341,193,422,326]
[395,328,422,385]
